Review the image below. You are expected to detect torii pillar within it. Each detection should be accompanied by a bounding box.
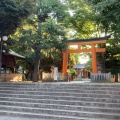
[91,44,98,73]
[62,52,68,80]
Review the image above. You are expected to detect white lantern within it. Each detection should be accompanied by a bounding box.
[2,36,8,41]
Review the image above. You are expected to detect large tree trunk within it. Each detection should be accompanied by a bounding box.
[32,50,40,82]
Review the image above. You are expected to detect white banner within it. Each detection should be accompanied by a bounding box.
[54,67,58,81]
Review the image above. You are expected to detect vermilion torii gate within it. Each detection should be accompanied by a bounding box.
[62,36,110,76]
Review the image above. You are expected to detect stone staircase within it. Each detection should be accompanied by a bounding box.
[0,82,120,120]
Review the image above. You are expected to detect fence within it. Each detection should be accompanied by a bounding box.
[90,72,111,82]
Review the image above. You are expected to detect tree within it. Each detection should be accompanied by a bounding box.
[74,53,80,64]
[85,59,92,72]
[92,0,120,80]
[105,38,120,82]
[12,0,69,82]
[66,0,97,39]
[0,0,28,36]
[15,0,37,13]
[68,54,76,69]
[67,53,76,80]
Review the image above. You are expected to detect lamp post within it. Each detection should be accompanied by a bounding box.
[0,36,8,81]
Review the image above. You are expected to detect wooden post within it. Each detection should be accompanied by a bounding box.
[91,44,98,73]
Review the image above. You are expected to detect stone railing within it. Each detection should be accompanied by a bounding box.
[90,73,111,82]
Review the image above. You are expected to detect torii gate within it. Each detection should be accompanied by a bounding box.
[62,36,110,77]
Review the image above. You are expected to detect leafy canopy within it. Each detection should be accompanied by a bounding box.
[0,0,28,35]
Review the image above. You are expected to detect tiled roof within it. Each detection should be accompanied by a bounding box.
[73,64,86,69]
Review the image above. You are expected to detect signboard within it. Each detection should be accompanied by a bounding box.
[54,67,58,81]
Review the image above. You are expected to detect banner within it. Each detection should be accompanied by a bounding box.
[54,67,58,81]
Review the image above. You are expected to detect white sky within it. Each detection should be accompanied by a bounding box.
[79,55,89,64]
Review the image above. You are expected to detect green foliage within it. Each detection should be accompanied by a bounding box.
[16,18,67,53]
[10,0,68,81]
[105,58,120,74]
[17,57,34,72]
[88,0,102,4]
[85,59,92,72]
[105,38,120,74]
[7,0,120,80]
[37,0,68,23]
[92,0,120,37]
[66,0,97,38]
[68,68,76,79]
[0,0,28,35]
[15,0,37,13]
[68,54,76,69]
[74,53,80,64]
[40,51,63,72]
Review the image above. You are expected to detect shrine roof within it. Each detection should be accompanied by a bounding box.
[68,35,110,43]
[73,64,86,69]
[9,49,25,59]
[3,49,25,59]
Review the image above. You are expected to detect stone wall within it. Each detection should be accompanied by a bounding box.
[1,73,22,82]
[42,72,65,82]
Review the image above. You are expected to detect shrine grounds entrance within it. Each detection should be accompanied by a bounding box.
[62,36,110,78]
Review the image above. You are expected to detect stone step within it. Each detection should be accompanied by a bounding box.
[0,101,120,114]
[0,93,120,103]
[0,105,120,119]
[0,82,120,88]
[0,86,119,92]
[0,115,55,120]
[0,87,120,94]
[0,109,98,120]
[0,82,120,119]
[0,88,113,93]
[0,96,120,108]
[0,85,120,92]
[0,90,120,99]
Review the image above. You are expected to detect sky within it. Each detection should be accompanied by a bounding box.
[79,55,89,64]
